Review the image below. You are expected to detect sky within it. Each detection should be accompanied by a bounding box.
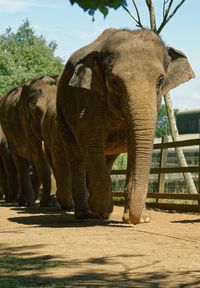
[0,0,199,110]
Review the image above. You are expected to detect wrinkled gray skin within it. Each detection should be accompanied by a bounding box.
[57,28,195,224]
[0,125,18,202]
[0,77,57,206]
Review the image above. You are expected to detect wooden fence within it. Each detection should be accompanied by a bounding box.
[112,137,200,212]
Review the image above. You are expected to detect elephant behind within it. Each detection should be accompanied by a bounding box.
[0,77,57,206]
[56,28,195,224]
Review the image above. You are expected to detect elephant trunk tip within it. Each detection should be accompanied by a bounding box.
[129,212,151,225]
[129,215,141,225]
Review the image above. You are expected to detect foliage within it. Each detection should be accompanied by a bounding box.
[69,0,127,18]
[156,104,170,137]
[0,19,64,96]
[156,105,179,137]
[112,153,127,170]
[0,250,70,287]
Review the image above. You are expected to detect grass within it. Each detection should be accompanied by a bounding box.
[0,254,66,273]
[0,251,70,288]
[0,278,71,288]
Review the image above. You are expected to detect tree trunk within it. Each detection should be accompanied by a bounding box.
[164,92,197,194]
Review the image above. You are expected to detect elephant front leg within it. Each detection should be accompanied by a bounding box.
[71,158,97,219]
[30,164,41,200]
[52,144,73,211]
[31,148,52,207]
[87,151,113,219]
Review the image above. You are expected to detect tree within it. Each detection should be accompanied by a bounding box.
[69,0,126,19]
[156,105,170,138]
[69,0,197,194]
[0,19,63,96]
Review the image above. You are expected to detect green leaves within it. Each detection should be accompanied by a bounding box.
[0,20,64,96]
[69,0,127,18]
[156,104,170,137]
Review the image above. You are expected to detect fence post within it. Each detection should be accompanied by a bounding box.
[156,136,168,204]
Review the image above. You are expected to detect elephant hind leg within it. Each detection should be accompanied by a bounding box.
[4,156,19,202]
[12,154,35,206]
[0,158,7,200]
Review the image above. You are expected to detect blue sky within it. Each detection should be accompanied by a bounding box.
[0,0,199,110]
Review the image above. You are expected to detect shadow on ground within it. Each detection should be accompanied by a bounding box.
[5,205,131,228]
[0,243,199,288]
[171,218,200,224]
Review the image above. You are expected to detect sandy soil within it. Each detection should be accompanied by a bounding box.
[0,203,200,287]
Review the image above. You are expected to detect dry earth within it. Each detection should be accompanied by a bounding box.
[0,203,200,287]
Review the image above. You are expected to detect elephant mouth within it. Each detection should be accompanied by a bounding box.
[105,142,127,155]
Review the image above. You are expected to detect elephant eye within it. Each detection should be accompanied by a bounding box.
[28,89,41,106]
[156,75,165,90]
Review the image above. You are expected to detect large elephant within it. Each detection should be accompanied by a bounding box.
[57,28,195,224]
[0,125,18,202]
[0,77,57,206]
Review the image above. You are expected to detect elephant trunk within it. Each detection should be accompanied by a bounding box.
[124,85,157,225]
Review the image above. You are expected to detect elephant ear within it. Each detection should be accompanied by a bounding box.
[57,51,105,144]
[161,47,195,95]
[18,83,31,120]
[68,51,105,96]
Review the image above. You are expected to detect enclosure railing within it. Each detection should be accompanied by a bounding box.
[111,137,200,212]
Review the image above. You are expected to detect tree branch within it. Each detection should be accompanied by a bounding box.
[122,3,144,28]
[163,0,173,20]
[157,0,186,34]
[146,0,157,31]
[163,0,171,18]
[131,0,143,27]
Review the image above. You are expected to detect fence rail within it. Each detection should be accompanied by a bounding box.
[111,137,200,212]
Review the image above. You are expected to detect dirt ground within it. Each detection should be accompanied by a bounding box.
[0,203,199,288]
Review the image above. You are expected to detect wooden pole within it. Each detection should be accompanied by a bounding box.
[164,93,198,194]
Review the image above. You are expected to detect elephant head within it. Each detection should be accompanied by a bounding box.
[58,29,195,224]
[19,76,58,141]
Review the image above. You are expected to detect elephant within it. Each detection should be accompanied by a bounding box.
[0,77,57,206]
[20,75,73,210]
[56,28,195,224]
[0,125,18,202]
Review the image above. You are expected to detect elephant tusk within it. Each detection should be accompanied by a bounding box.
[79,108,86,119]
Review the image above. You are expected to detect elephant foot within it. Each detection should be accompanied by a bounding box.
[92,211,111,220]
[58,198,74,211]
[60,203,74,211]
[40,194,59,208]
[89,200,113,220]
[75,209,101,220]
[122,210,151,225]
